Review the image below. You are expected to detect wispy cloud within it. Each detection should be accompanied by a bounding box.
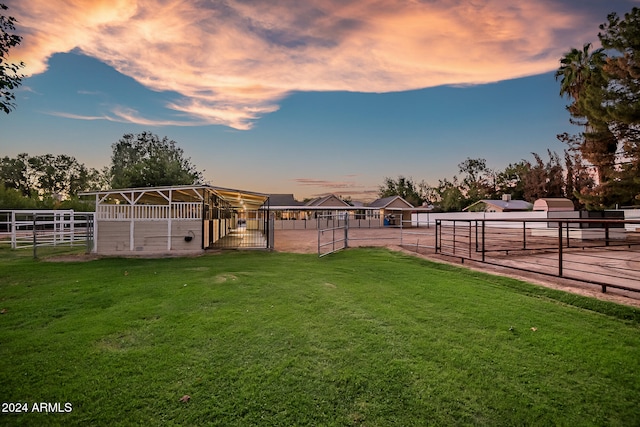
[293,176,379,201]
[7,0,623,129]
[77,90,103,96]
[48,105,211,126]
[293,178,364,189]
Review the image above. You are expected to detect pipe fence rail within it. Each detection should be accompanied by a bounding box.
[436,218,640,293]
[317,214,348,257]
[0,210,94,257]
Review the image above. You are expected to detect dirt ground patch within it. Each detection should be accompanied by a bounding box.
[274,229,640,309]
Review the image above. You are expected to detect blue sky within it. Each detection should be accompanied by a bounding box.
[2,0,638,201]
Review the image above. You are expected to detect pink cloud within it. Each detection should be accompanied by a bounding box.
[6,0,611,129]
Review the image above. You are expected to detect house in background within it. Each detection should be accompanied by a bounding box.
[464,195,532,213]
[268,193,416,228]
[268,194,304,220]
[304,194,352,216]
[367,195,414,226]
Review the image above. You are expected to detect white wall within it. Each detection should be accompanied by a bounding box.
[413,209,640,231]
[412,211,550,228]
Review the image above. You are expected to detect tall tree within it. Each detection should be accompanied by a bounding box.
[0,153,103,200]
[556,43,617,184]
[598,8,640,134]
[598,7,640,206]
[495,160,531,200]
[457,157,496,204]
[378,176,423,206]
[109,132,203,188]
[556,8,640,208]
[563,148,595,210]
[556,43,604,117]
[0,3,24,114]
[436,177,465,212]
[0,153,31,196]
[523,151,566,202]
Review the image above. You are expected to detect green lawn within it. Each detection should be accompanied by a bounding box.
[1,247,639,426]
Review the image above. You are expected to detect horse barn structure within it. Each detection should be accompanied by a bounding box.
[81,185,270,255]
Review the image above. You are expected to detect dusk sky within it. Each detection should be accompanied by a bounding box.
[2,0,638,201]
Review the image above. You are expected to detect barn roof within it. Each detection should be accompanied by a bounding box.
[532,198,575,211]
[80,185,269,210]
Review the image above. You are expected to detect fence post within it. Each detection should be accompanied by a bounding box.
[558,221,563,277]
[344,213,349,248]
[481,220,485,262]
[85,214,90,254]
[269,217,274,250]
[475,220,478,252]
[70,211,75,247]
[32,214,37,259]
[522,221,527,250]
[453,221,456,255]
[11,210,16,249]
[468,221,472,259]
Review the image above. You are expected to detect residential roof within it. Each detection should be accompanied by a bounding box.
[268,194,303,207]
[368,195,414,209]
[304,194,351,207]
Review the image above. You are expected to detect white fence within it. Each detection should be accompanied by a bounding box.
[412,209,640,231]
[0,210,94,249]
[96,203,202,221]
[412,211,548,228]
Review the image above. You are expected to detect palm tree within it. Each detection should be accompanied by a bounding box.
[555,43,606,117]
[556,44,617,190]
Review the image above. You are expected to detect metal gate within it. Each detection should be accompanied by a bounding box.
[317,214,348,257]
[435,219,476,260]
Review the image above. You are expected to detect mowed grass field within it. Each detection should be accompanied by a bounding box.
[1,247,640,426]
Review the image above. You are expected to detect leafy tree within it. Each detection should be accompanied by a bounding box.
[0,3,25,114]
[598,7,640,206]
[559,135,596,209]
[0,153,103,205]
[556,7,640,208]
[0,182,38,209]
[417,180,439,206]
[457,157,497,204]
[0,153,31,196]
[378,175,423,206]
[27,154,103,198]
[556,43,617,184]
[495,160,531,200]
[598,8,640,135]
[523,151,566,202]
[109,132,203,188]
[435,177,465,212]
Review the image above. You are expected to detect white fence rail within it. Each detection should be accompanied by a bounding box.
[96,203,202,221]
[0,210,94,249]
